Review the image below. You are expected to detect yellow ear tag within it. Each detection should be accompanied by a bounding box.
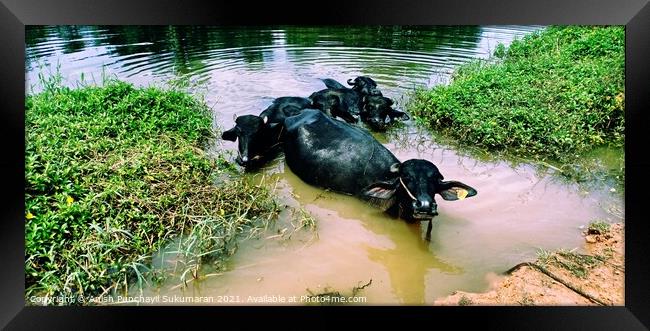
[456,189,468,200]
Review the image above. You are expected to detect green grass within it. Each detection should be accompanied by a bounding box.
[536,248,603,279]
[555,250,603,279]
[409,26,624,185]
[536,248,554,267]
[25,75,281,304]
[588,220,611,235]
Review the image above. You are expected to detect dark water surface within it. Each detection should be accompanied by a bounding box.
[25,25,623,304]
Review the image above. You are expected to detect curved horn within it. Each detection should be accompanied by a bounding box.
[232,113,238,121]
[347,78,355,86]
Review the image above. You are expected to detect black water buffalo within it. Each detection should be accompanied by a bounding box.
[347,76,383,96]
[221,97,311,168]
[316,77,409,130]
[282,109,477,239]
[361,95,410,131]
[321,76,384,97]
[309,76,385,124]
[309,88,361,124]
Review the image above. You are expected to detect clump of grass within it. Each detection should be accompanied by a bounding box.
[587,220,611,235]
[533,246,609,280]
[409,26,624,185]
[25,74,280,304]
[536,248,554,267]
[536,248,603,279]
[458,295,473,306]
[290,207,317,234]
[555,250,602,279]
[166,175,281,286]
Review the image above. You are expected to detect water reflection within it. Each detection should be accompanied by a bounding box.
[276,162,464,303]
[365,222,462,304]
[25,26,536,93]
[27,26,482,67]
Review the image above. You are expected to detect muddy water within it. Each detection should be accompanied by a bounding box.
[137,128,621,304]
[25,25,624,304]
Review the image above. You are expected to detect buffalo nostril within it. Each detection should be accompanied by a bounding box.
[431,206,439,215]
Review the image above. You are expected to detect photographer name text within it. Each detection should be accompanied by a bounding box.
[29,294,367,305]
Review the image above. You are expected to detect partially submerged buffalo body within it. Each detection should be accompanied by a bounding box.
[282,109,477,238]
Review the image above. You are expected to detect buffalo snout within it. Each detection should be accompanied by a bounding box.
[411,199,438,216]
[236,155,249,166]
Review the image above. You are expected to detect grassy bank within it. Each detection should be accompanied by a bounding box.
[25,76,281,303]
[409,26,624,185]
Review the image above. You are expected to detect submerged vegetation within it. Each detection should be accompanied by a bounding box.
[409,26,625,186]
[25,75,283,303]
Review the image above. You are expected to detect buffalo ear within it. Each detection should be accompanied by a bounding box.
[362,179,398,200]
[221,127,238,142]
[437,181,478,201]
[386,98,394,106]
[362,179,399,210]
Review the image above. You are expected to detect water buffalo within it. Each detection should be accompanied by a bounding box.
[282,109,477,239]
[316,77,409,130]
[361,95,410,131]
[347,76,383,96]
[221,97,311,168]
[309,76,385,124]
[321,77,382,97]
[309,88,361,124]
[259,97,312,122]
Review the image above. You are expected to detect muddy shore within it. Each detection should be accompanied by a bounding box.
[435,223,624,306]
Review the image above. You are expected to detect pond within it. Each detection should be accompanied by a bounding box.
[25,25,623,304]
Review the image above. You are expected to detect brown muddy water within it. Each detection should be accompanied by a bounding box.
[136,128,621,305]
[25,25,623,305]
